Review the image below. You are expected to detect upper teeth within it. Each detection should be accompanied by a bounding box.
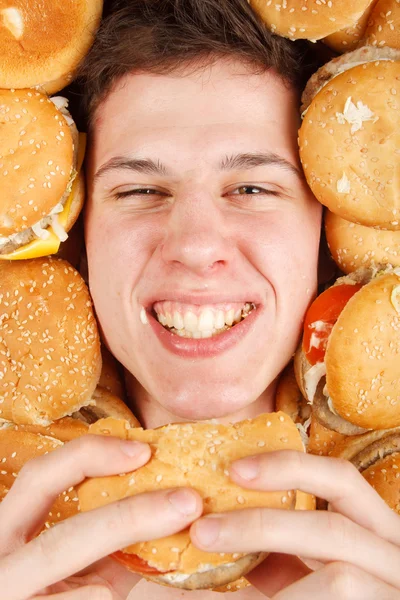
[153,302,254,334]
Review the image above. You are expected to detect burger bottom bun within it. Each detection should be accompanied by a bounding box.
[73,386,140,428]
[146,552,267,591]
[313,380,369,436]
[212,576,250,593]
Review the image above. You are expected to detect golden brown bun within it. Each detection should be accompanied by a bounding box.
[275,361,311,425]
[212,577,250,593]
[299,59,400,229]
[325,210,400,274]
[0,423,80,530]
[0,0,103,93]
[307,415,351,456]
[363,0,400,49]
[249,0,373,40]
[78,413,309,590]
[73,386,140,428]
[0,256,102,425]
[1,416,89,442]
[331,427,400,513]
[56,216,84,270]
[326,271,400,429]
[98,344,125,398]
[323,0,378,52]
[0,89,74,236]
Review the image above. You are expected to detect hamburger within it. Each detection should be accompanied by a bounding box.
[330,426,400,514]
[363,0,400,49]
[0,91,85,260]
[0,256,102,425]
[0,0,103,94]
[325,209,400,274]
[323,0,378,53]
[299,47,400,229]
[77,412,315,590]
[295,265,400,435]
[249,0,373,40]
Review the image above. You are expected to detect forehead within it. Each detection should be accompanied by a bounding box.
[89,59,300,168]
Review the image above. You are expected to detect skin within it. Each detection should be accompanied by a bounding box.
[1,57,399,600]
[84,58,321,428]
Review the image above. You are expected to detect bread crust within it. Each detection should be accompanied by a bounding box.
[0,0,103,92]
[325,210,400,274]
[249,0,373,40]
[0,257,102,425]
[299,59,400,229]
[78,413,308,588]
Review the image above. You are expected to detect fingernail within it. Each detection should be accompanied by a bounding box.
[194,517,221,547]
[119,440,147,457]
[231,457,260,480]
[168,489,198,515]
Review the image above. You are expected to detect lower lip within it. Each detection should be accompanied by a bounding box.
[147,307,260,358]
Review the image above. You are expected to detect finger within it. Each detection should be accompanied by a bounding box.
[246,553,312,597]
[0,487,202,600]
[271,561,400,600]
[72,556,142,598]
[190,507,400,589]
[229,450,400,544]
[34,585,113,600]
[0,434,151,552]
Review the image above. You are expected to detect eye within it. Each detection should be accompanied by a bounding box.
[114,188,165,200]
[229,185,281,197]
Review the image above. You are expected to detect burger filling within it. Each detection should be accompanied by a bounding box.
[0,97,78,255]
[153,302,255,339]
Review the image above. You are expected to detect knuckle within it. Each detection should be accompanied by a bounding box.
[325,561,363,599]
[112,496,141,532]
[324,511,355,549]
[35,520,70,565]
[18,455,46,486]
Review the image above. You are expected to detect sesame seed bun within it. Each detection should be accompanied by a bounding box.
[307,414,352,456]
[0,89,82,253]
[78,413,313,590]
[249,0,374,40]
[323,0,378,53]
[0,0,103,93]
[325,269,400,429]
[0,256,102,425]
[363,0,400,49]
[211,576,250,593]
[330,427,400,513]
[0,422,80,531]
[325,209,400,274]
[299,56,400,229]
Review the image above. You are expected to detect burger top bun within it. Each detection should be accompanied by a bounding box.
[0,421,80,530]
[0,0,103,93]
[326,271,400,430]
[0,256,102,426]
[299,56,400,230]
[323,0,378,53]
[331,427,400,513]
[364,0,400,49]
[78,413,311,590]
[249,0,373,40]
[0,89,74,237]
[325,209,400,274]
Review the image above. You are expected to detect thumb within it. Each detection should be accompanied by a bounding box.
[246,552,313,597]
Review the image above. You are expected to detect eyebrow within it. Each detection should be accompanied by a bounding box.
[93,151,302,182]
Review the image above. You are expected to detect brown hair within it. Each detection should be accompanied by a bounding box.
[77,0,320,129]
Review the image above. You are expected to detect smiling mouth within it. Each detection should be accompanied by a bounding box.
[152,302,256,339]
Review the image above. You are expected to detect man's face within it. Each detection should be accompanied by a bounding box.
[85,59,321,420]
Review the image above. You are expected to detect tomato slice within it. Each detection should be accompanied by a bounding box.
[303,284,362,366]
[111,550,168,575]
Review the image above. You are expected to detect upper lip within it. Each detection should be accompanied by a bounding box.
[142,291,263,310]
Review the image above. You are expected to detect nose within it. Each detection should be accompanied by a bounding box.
[160,192,234,276]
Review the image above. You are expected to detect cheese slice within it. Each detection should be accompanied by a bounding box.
[0,133,86,261]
